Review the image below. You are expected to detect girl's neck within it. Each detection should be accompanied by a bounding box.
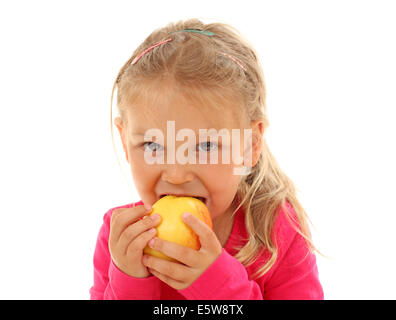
[212,198,239,247]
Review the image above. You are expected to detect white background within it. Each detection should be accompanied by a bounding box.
[1,0,395,299]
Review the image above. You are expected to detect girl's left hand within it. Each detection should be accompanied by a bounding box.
[142,212,223,290]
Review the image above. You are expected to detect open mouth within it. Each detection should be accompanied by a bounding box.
[160,194,207,205]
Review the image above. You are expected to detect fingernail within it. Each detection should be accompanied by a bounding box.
[144,203,152,212]
[148,228,156,233]
[182,212,191,220]
[150,214,160,222]
[149,239,156,248]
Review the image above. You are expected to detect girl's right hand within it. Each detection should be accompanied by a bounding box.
[108,204,161,278]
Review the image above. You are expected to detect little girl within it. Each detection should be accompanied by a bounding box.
[90,19,323,300]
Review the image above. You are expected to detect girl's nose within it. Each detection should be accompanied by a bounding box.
[161,164,194,185]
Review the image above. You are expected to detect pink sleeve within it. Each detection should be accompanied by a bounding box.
[178,248,264,300]
[89,209,162,300]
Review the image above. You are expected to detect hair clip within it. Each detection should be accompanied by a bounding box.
[131,38,173,65]
[170,28,215,36]
[130,32,246,73]
[220,52,247,72]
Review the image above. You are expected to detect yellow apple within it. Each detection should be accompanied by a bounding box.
[143,195,213,262]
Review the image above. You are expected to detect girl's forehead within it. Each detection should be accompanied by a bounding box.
[127,101,237,137]
[125,81,247,133]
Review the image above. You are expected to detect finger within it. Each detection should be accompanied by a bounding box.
[118,214,161,253]
[126,227,157,254]
[147,237,199,267]
[143,254,191,283]
[109,205,152,243]
[182,212,220,252]
[147,268,186,290]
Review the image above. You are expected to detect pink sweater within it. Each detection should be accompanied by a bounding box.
[90,200,324,300]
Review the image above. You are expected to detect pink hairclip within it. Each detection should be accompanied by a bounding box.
[130,33,247,73]
[220,52,247,72]
[131,38,173,65]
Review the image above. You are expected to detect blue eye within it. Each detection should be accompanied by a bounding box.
[197,141,218,152]
[143,142,164,152]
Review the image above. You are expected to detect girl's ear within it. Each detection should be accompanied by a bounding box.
[248,119,264,167]
[114,117,129,163]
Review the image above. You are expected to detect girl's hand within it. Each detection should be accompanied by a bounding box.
[108,205,162,278]
[142,212,223,290]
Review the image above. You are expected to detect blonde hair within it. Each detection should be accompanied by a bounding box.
[110,18,319,280]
